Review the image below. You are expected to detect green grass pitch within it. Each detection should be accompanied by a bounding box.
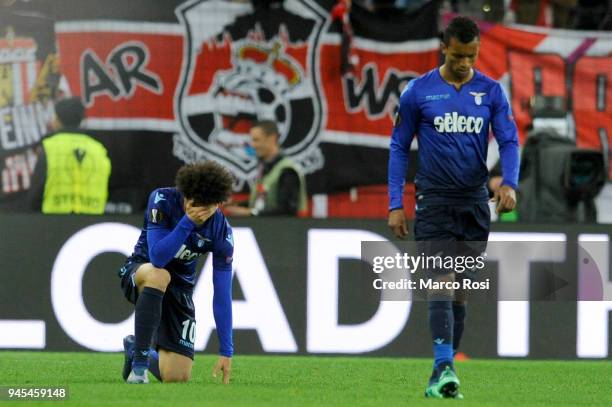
[1,352,610,406]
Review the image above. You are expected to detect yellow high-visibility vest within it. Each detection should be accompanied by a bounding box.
[248,156,307,216]
[41,132,111,214]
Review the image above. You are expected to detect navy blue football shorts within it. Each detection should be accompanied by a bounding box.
[414,201,490,278]
[119,260,196,360]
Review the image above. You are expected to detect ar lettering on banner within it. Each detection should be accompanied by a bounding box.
[81,41,163,107]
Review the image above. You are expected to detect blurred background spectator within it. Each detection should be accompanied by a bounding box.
[29,98,111,214]
[224,120,308,217]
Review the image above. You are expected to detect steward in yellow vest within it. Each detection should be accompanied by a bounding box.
[30,97,111,214]
[247,154,307,216]
[224,120,307,217]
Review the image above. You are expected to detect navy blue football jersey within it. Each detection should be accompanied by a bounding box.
[389,68,520,209]
[129,187,234,286]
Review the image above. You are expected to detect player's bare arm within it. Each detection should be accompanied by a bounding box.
[494,185,516,214]
[185,200,218,225]
[388,208,408,239]
[212,356,232,384]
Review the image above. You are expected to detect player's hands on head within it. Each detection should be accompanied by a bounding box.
[212,356,232,384]
[493,185,516,214]
[388,208,408,239]
[185,199,218,225]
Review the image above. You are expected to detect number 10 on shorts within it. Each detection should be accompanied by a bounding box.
[181,319,196,344]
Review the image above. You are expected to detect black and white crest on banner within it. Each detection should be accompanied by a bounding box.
[174,0,327,187]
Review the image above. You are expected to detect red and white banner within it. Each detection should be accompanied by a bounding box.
[55,0,439,188]
[0,7,60,210]
[475,23,612,175]
[4,1,611,212]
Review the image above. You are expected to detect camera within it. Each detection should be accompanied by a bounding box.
[518,96,605,222]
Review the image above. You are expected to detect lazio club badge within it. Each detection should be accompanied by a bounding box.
[470,91,486,106]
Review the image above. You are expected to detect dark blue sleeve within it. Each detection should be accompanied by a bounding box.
[212,219,234,357]
[491,83,520,189]
[388,81,419,210]
[144,190,196,268]
[147,216,196,267]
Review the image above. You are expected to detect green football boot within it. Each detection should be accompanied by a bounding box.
[425,381,443,399]
[424,367,443,399]
[436,365,460,398]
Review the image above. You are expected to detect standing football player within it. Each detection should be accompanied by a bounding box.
[387,16,519,398]
[119,161,235,384]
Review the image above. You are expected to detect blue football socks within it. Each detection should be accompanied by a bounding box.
[452,302,467,354]
[428,300,454,372]
[133,287,164,367]
[147,349,161,381]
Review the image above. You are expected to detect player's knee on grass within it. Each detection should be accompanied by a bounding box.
[135,264,171,292]
[161,369,191,383]
[159,349,192,383]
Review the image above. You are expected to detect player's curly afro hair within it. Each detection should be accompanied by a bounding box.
[443,16,480,45]
[175,161,234,206]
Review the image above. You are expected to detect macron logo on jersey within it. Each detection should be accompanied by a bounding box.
[154,192,166,204]
[433,112,484,134]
